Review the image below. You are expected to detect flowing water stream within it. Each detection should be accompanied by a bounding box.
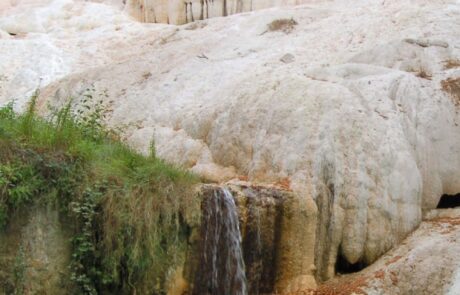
[194,187,248,295]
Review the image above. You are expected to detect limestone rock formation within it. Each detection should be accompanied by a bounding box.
[126,0,313,24]
[316,208,460,295]
[1,0,460,292]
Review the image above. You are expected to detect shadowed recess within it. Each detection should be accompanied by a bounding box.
[335,251,367,275]
[437,194,460,209]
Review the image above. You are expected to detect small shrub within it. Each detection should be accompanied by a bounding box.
[69,185,103,295]
[0,160,44,229]
[185,21,207,30]
[444,59,460,70]
[267,18,298,34]
[0,101,15,120]
[441,77,460,106]
[416,69,432,80]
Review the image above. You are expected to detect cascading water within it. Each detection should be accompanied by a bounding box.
[193,187,248,295]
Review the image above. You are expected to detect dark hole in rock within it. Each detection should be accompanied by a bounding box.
[335,251,367,274]
[437,194,460,208]
[8,32,16,36]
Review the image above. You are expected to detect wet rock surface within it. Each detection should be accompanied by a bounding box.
[187,182,317,295]
[192,187,247,295]
[0,205,72,295]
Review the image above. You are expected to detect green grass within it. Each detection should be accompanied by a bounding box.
[0,93,200,294]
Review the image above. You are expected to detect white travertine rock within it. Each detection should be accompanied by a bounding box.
[354,210,460,295]
[125,0,317,24]
[1,0,460,284]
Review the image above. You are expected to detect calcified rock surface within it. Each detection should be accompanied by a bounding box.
[1,0,460,290]
[317,209,460,295]
[126,0,313,24]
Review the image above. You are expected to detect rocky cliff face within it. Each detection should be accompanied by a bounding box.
[186,183,317,294]
[0,206,72,294]
[126,0,312,24]
[0,183,315,295]
[1,0,460,293]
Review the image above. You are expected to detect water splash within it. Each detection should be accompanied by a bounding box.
[194,187,247,295]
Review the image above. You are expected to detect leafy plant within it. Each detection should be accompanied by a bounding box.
[69,185,104,295]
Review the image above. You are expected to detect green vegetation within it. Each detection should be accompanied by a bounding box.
[13,245,26,295]
[0,92,200,294]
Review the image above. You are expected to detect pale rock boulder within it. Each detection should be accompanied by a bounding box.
[352,209,460,295]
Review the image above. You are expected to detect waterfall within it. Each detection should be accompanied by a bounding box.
[194,187,248,295]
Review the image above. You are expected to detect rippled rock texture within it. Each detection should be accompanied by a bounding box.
[126,0,311,24]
